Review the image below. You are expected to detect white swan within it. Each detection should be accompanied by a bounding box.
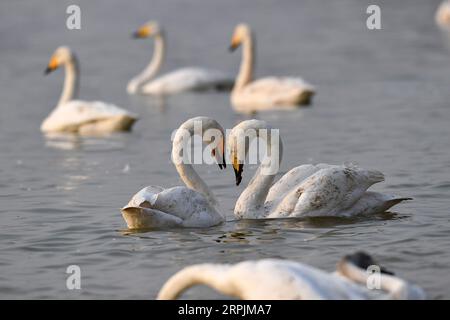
[229,24,315,113]
[42,46,138,134]
[228,119,411,219]
[436,1,450,28]
[157,251,425,300]
[121,117,226,229]
[127,21,234,95]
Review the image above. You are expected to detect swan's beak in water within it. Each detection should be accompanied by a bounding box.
[233,163,244,186]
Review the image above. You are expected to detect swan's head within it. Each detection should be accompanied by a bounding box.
[338,252,395,276]
[132,21,162,39]
[174,117,226,170]
[45,46,73,75]
[229,23,251,52]
[228,119,278,186]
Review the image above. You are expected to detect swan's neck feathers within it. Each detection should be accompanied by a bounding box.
[128,32,166,93]
[235,128,283,218]
[157,264,235,299]
[235,32,255,90]
[171,118,221,207]
[58,53,79,106]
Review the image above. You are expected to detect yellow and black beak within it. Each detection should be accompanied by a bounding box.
[132,25,151,39]
[233,163,244,186]
[229,35,241,52]
[218,153,227,170]
[44,56,59,75]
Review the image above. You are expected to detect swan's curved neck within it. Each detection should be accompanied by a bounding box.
[338,262,412,299]
[129,32,166,92]
[172,125,218,207]
[235,132,283,219]
[157,264,235,299]
[58,54,79,106]
[234,32,255,90]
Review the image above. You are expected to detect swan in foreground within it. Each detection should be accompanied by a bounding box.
[42,46,138,134]
[228,119,411,219]
[229,24,315,113]
[436,1,450,28]
[127,21,234,95]
[157,251,425,299]
[121,117,226,229]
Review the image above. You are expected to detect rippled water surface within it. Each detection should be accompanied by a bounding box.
[1,0,450,299]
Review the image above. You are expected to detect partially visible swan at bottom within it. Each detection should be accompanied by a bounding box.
[127,21,234,95]
[228,119,411,219]
[43,46,138,134]
[229,24,315,113]
[436,1,450,29]
[121,117,226,229]
[157,251,426,300]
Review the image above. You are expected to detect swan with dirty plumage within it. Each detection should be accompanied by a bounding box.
[42,46,138,134]
[157,252,425,300]
[127,21,234,95]
[121,117,226,229]
[229,24,315,113]
[228,119,411,219]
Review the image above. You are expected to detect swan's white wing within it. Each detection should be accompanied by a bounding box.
[266,164,335,208]
[225,259,375,299]
[339,192,412,216]
[122,186,222,228]
[41,100,138,133]
[240,76,314,105]
[269,166,385,217]
[141,67,233,94]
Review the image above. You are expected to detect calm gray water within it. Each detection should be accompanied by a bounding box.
[1,0,450,299]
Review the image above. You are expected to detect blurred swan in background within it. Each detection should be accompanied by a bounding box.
[121,117,226,229]
[228,120,411,219]
[229,24,315,113]
[157,251,426,299]
[42,46,138,134]
[127,21,234,95]
[436,1,450,28]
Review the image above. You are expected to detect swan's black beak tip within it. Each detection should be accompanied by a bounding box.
[233,164,243,186]
[229,45,237,52]
[132,31,140,39]
[44,67,52,75]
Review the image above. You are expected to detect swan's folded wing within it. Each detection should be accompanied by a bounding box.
[243,77,314,95]
[339,192,412,216]
[266,164,336,207]
[41,100,138,132]
[142,67,233,93]
[271,166,385,217]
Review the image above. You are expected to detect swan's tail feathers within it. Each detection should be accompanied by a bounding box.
[385,197,413,208]
[296,88,315,105]
[366,170,385,184]
[121,206,183,229]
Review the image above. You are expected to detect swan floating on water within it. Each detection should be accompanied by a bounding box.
[127,21,234,95]
[121,117,226,229]
[157,251,425,300]
[228,119,411,219]
[229,24,315,113]
[436,1,450,28]
[42,46,138,134]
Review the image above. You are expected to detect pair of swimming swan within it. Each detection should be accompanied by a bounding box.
[121,117,410,229]
[157,251,426,300]
[127,21,315,112]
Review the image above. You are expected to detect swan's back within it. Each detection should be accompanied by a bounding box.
[122,185,222,228]
[232,77,314,111]
[141,67,233,94]
[41,100,137,133]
